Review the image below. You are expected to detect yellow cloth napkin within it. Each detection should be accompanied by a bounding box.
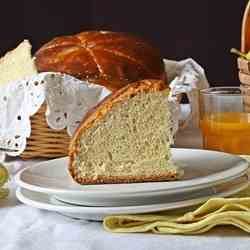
[103,156,250,234]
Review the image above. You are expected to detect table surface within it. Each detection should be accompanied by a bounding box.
[0,119,249,250]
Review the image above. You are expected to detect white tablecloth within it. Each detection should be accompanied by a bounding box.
[0,111,250,250]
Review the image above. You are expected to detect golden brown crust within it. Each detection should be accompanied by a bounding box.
[71,171,178,185]
[68,79,167,184]
[35,31,166,91]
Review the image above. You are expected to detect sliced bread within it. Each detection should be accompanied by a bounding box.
[69,79,181,184]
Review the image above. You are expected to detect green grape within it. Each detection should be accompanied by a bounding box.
[231,48,250,60]
[0,187,9,199]
[0,164,9,187]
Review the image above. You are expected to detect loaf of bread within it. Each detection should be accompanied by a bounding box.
[69,79,181,185]
[35,31,165,91]
[0,40,37,85]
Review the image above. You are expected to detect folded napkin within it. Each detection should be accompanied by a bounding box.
[103,157,250,235]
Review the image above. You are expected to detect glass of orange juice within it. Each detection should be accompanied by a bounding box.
[200,87,250,154]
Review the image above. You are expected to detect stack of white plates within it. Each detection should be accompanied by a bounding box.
[15,148,249,221]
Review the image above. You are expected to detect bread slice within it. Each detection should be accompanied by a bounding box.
[0,40,37,85]
[69,79,181,184]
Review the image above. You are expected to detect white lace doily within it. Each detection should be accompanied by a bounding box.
[165,58,209,127]
[0,72,110,156]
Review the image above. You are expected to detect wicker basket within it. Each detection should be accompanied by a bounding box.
[20,104,70,159]
[238,0,250,111]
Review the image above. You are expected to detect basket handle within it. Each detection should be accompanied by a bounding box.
[242,0,250,53]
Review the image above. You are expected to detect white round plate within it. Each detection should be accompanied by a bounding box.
[16,175,249,221]
[15,148,248,205]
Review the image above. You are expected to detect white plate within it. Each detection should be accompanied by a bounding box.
[16,175,249,221]
[15,149,248,201]
[53,172,248,206]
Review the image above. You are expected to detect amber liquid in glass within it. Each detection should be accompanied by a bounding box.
[200,112,250,154]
